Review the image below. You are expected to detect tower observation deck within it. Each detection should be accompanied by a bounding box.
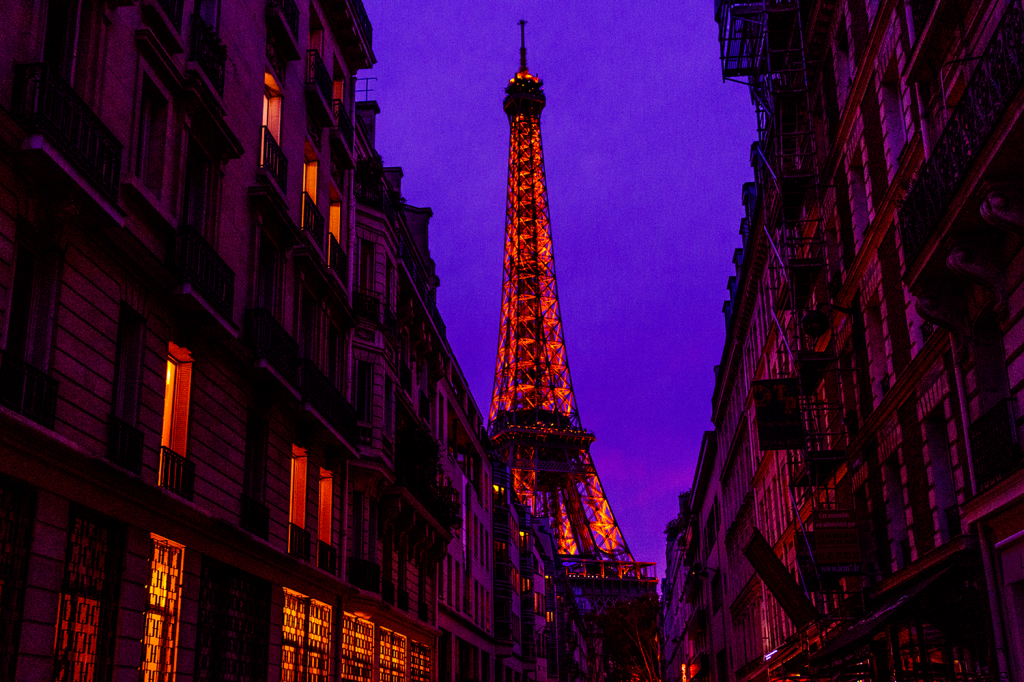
[488,22,656,613]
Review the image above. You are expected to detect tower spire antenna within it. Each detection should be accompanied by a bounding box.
[519,19,527,72]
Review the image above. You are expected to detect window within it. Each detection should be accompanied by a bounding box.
[340,614,373,682]
[879,64,906,179]
[410,642,431,682]
[300,292,319,361]
[282,589,332,682]
[263,74,282,142]
[379,628,407,682]
[136,80,168,193]
[0,477,35,682]
[141,535,184,682]
[182,139,213,234]
[161,343,193,455]
[195,0,219,30]
[358,239,375,291]
[290,446,308,530]
[356,360,372,422]
[5,242,57,369]
[304,157,318,203]
[195,558,271,682]
[243,414,268,502]
[351,491,365,559]
[44,0,97,86]
[54,508,123,682]
[318,468,333,545]
[329,200,343,243]
[112,305,144,424]
[384,376,393,438]
[256,235,280,312]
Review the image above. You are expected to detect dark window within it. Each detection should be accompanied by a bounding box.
[44,0,84,81]
[182,139,212,234]
[6,243,57,369]
[54,507,123,682]
[351,491,364,559]
[384,376,393,436]
[0,476,35,682]
[256,235,279,312]
[196,557,271,682]
[356,360,372,422]
[358,239,374,291]
[136,80,168,193]
[716,648,728,682]
[195,0,219,29]
[243,414,268,501]
[711,572,723,614]
[112,305,144,423]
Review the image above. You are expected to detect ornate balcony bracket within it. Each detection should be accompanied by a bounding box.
[946,242,1007,302]
[980,183,1024,234]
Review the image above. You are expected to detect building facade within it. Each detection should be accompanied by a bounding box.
[664,0,1024,679]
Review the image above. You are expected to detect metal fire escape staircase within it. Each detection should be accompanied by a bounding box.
[717,0,856,637]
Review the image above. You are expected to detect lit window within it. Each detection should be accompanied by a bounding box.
[318,468,333,543]
[161,343,193,454]
[263,73,282,141]
[340,613,373,682]
[283,589,332,682]
[379,628,407,682]
[141,535,184,682]
[290,446,308,529]
[409,642,431,682]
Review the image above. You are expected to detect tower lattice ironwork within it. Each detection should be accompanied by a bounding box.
[489,23,655,611]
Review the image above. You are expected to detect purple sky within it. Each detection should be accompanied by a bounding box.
[362,0,756,578]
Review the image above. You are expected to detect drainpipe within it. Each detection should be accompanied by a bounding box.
[979,524,1012,681]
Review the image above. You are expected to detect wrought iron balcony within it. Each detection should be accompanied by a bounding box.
[107,415,143,474]
[299,358,359,443]
[189,14,226,95]
[159,446,195,500]
[968,398,1023,492]
[244,307,300,388]
[12,63,123,201]
[240,493,270,539]
[348,557,381,593]
[898,0,1024,267]
[315,540,337,574]
[301,192,325,251]
[169,225,235,319]
[354,287,381,323]
[328,234,348,284]
[331,99,354,148]
[288,522,311,561]
[0,348,58,428]
[259,126,288,193]
[351,0,373,48]
[306,50,333,107]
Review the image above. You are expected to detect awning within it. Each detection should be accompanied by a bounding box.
[810,567,952,665]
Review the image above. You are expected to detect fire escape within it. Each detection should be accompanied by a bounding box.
[717,0,858,665]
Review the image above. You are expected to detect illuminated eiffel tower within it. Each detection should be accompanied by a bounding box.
[488,22,656,613]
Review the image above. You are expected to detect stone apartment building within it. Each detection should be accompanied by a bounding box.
[663,0,1024,679]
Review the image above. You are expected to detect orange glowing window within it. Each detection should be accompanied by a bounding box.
[409,642,431,682]
[340,613,373,682]
[318,468,333,543]
[161,343,193,454]
[141,535,184,682]
[263,73,282,141]
[283,588,332,682]
[378,628,407,682]
[303,159,318,203]
[290,446,308,529]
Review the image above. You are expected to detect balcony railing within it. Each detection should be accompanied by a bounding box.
[244,307,300,388]
[315,540,337,574]
[969,398,1023,492]
[329,235,348,284]
[354,287,381,323]
[158,446,195,500]
[0,349,58,428]
[169,225,235,319]
[107,415,143,474]
[12,63,123,200]
[348,557,381,593]
[299,358,359,443]
[331,99,354,147]
[288,522,311,561]
[241,493,270,539]
[190,14,227,95]
[351,0,373,48]
[898,0,1024,266]
[259,126,288,193]
[306,50,333,106]
[267,0,299,37]
[301,192,325,251]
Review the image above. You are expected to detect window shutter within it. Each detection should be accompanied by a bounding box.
[169,361,192,455]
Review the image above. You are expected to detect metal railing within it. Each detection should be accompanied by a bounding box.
[969,398,1023,492]
[159,446,195,500]
[107,415,143,474]
[12,63,123,200]
[331,99,354,147]
[288,522,311,561]
[299,358,359,443]
[169,225,235,319]
[898,0,1024,266]
[350,0,373,48]
[348,557,381,593]
[354,287,381,323]
[306,50,333,105]
[190,14,226,95]
[267,0,299,36]
[328,234,348,284]
[316,541,337,574]
[301,192,325,251]
[241,493,270,539]
[244,307,300,387]
[259,126,288,193]
[0,349,58,428]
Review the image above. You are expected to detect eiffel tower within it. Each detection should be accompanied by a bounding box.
[488,22,656,613]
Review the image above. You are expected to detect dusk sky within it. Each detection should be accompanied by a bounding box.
[361,0,757,577]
